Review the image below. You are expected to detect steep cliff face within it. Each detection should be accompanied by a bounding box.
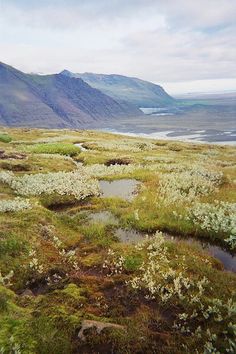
[0,63,62,128]
[0,63,142,128]
[61,70,175,108]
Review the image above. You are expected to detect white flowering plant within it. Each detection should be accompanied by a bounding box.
[0,170,100,201]
[0,197,32,213]
[158,167,223,206]
[126,232,236,353]
[186,201,236,249]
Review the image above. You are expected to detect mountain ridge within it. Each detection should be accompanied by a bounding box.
[0,62,142,128]
[60,70,175,108]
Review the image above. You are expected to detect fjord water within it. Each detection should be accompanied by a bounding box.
[88,93,236,145]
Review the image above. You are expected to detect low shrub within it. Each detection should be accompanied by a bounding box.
[0,170,100,201]
[0,161,31,172]
[0,134,12,143]
[0,197,32,213]
[28,143,80,157]
[81,223,115,247]
[124,254,142,272]
[105,158,132,166]
[0,232,28,257]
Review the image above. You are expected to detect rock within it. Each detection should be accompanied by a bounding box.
[105,158,132,166]
[78,320,125,341]
[21,289,34,297]
[9,152,27,160]
[0,151,26,160]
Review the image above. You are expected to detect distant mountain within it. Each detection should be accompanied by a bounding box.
[0,63,142,128]
[61,70,175,108]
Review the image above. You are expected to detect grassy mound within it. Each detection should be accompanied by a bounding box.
[27,143,80,156]
[0,134,12,143]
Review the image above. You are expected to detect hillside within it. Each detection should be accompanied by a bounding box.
[61,70,175,108]
[0,63,142,128]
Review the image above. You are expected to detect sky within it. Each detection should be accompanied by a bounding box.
[0,0,236,94]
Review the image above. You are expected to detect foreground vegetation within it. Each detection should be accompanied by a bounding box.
[0,126,235,353]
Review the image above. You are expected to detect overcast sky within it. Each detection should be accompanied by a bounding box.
[0,0,236,94]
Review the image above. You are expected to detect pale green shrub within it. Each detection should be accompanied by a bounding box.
[158,168,223,206]
[0,197,32,213]
[0,170,99,201]
[187,202,236,248]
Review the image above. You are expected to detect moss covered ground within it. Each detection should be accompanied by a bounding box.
[0,127,235,353]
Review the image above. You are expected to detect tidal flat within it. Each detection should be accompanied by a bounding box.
[0,127,235,353]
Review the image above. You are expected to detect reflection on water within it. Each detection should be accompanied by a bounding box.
[99,179,139,201]
[202,243,236,272]
[114,228,145,244]
[74,143,87,151]
[89,211,118,225]
[113,228,236,272]
[169,236,236,272]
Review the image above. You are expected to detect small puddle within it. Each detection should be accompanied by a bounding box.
[206,244,236,272]
[88,211,118,225]
[115,228,145,244]
[114,228,236,272]
[165,235,236,272]
[74,143,87,152]
[181,238,236,273]
[99,179,139,201]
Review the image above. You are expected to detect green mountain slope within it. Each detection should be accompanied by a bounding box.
[61,70,175,108]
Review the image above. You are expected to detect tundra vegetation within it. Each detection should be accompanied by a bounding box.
[0,127,235,353]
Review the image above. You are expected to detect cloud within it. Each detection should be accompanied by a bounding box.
[158,0,236,29]
[2,0,236,30]
[0,0,235,90]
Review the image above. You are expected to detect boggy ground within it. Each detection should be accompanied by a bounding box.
[0,127,235,353]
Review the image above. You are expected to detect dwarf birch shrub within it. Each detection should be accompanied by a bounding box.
[129,232,206,302]
[33,135,77,143]
[0,170,99,200]
[0,171,14,185]
[103,249,125,276]
[0,198,32,213]
[127,232,236,353]
[91,139,156,152]
[187,202,236,248]
[82,163,139,178]
[12,171,100,200]
[158,168,223,206]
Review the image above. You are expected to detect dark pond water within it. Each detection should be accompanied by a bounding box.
[99,179,139,201]
[114,228,146,244]
[166,235,236,273]
[113,228,236,272]
[193,241,236,272]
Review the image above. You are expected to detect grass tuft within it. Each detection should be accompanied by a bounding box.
[26,143,80,156]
